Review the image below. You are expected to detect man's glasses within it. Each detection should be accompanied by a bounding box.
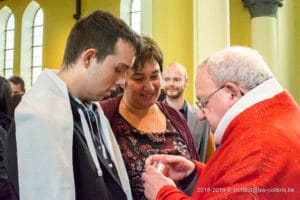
[196,86,225,111]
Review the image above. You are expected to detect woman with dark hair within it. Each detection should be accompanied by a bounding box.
[101,36,197,200]
[0,77,15,199]
[0,76,12,131]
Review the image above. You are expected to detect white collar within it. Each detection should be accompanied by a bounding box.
[214,78,284,144]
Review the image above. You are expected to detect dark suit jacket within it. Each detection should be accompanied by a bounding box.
[1,126,17,200]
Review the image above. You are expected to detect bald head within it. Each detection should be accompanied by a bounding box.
[164,62,188,80]
[162,62,189,100]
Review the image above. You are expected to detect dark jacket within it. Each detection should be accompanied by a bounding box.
[4,105,128,200]
[1,126,17,200]
[70,99,128,200]
[0,112,11,132]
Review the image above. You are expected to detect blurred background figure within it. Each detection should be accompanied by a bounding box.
[10,93,23,118]
[102,86,124,100]
[8,76,25,96]
[162,62,215,162]
[8,76,25,116]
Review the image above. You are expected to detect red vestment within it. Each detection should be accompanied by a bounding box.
[157,91,300,199]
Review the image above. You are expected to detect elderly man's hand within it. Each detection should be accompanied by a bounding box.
[142,165,176,200]
[145,154,196,181]
[142,154,196,199]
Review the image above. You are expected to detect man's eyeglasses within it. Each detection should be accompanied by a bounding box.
[196,86,225,111]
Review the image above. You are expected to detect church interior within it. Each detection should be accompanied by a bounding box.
[0,0,299,104]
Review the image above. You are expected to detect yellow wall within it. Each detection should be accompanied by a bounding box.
[290,1,300,102]
[41,0,75,70]
[152,0,194,103]
[83,0,119,16]
[42,0,121,70]
[230,0,251,46]
[278,0,296,91]
[0,0,120,74]
[296,2,300,102]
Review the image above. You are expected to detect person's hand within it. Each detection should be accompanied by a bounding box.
[142,165,176,200]
[145,154,196,181]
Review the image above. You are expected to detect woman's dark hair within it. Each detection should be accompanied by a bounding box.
[0,76,12,116]
[132,36,163,72]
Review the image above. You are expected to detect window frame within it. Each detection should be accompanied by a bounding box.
[30,8,43,85]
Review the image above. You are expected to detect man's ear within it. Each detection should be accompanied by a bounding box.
[224,82,243,98]
[82,48,97,68]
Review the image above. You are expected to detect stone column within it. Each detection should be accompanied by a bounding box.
[242,0,283,75]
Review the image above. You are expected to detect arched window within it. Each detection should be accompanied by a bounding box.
[130,0,141,33]
[21,1,43,87]
[31,8,43,84]
[4,13,15,78]
[0,7,15,78]
[120,0,152,36]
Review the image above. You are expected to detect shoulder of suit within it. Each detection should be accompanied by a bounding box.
[186,102,199,113]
